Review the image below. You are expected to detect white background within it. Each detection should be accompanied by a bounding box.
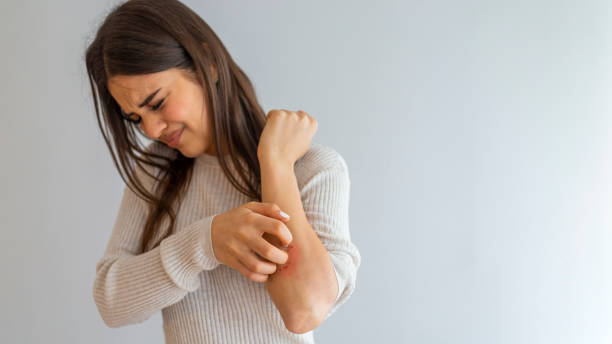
[1,0,610,343]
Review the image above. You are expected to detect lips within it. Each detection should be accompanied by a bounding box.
[164,127,184,147]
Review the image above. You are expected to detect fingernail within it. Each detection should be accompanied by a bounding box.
[279,211,290,219]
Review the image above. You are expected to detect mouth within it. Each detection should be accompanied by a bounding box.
[163,127,184,148]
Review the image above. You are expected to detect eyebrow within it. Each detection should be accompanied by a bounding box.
[124,88,162,116]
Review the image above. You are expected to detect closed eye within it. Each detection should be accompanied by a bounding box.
[151,98,164,111]
[118,97,164,124]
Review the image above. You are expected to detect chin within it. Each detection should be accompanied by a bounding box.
[178,145,201,158]
[178,148,195,158]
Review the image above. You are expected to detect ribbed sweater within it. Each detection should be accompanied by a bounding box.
[92,141,361,343]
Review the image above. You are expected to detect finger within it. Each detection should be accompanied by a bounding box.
[299,110,314,121]
[239,249,278,275]
[232,257,269,283]
[253,214,293,246]
[238,252,276,281]
[244,201,291,223]
[251,236,289,265]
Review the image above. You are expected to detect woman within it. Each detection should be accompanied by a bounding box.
[86,0,361,343]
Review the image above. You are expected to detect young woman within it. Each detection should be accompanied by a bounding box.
[86,1,361,343]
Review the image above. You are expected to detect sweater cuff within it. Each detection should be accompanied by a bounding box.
[159,215,220,291]
[330,254,346,303]
[325,252,357,319]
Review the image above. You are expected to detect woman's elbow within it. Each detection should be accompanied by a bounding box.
[285,313,321,334]
[284,302,330,334]
[93,297,121,328]
[94,302,141,329]
[93,284,124,328]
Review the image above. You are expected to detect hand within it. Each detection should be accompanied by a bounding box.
[257,109,318,166]
[210,201,293,282]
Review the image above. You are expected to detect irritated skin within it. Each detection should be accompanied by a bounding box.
[259,160,338,334]
[276,244,297,274]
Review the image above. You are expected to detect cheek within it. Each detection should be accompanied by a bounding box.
[164,103,190,123]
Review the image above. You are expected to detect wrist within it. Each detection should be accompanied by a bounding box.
[259,156,294,172]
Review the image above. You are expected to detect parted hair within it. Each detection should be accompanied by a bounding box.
[85,0,266,251]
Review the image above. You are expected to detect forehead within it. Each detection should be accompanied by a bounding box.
[107,68,179,109]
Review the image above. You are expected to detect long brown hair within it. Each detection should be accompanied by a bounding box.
[84,0,266,251]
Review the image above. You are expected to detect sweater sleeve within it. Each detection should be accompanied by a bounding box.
[92,181,220,328]
[298,151,361,320]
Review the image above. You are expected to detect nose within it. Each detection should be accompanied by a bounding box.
[139,113,167,140]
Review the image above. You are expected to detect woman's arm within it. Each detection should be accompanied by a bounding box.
[93,185,220,328]
[256,110,359,333]
[93,142,220,328]
[260,159,338,334]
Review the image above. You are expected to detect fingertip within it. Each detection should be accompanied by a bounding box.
[254,273,268,283]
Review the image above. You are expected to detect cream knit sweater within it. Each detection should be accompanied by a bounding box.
[92,141,361,343]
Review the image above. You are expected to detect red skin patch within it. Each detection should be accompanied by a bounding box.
[261,233,298,276]
[277,244,298,275]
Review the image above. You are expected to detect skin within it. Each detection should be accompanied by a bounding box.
[258,110,338,333]
[277,244,296,273]
[107,66,221,158]
[107,68,337,334]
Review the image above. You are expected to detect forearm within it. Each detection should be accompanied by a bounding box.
[260,160,337,333]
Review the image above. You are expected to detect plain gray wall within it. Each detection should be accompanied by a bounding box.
[1,0,610,343]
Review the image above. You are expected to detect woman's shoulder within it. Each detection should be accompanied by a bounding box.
[294,142,350,183]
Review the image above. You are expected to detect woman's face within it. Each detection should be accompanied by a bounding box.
[107,67,217,158]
